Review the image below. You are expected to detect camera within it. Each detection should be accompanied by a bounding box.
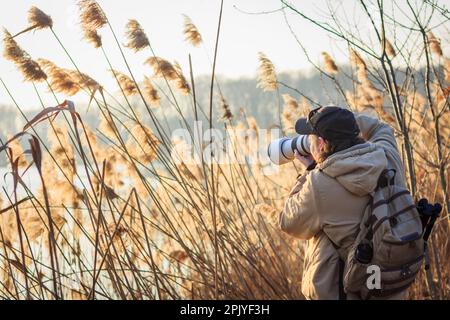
[267,135,311,165]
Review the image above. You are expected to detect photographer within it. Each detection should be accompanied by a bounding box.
[278,106,408,300]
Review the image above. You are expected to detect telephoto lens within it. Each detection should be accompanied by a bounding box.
[267,135,310,165]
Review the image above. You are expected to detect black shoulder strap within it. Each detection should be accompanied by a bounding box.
[337,259,347,300]
[323,231,347,300]
[377,169,396,189]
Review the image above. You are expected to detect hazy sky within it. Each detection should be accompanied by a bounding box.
[0,0,347,108]
[0,0,448,109]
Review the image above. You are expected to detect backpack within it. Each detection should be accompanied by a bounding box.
[337,169,434,299]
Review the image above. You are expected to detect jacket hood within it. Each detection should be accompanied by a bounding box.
[318,143,388,196]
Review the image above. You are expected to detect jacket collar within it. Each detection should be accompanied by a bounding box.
[318,142,375,171]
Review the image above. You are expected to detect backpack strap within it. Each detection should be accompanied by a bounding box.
[323,231,347,300]
[417,198,442,297]
[376,169,396,189]
[337,258,347,300]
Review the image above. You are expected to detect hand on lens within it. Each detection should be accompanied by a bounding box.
[294,150,314,169]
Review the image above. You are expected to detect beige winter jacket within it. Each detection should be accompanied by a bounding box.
[279,114,408,300]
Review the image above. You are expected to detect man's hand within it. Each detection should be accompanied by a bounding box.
[294,150,315,170]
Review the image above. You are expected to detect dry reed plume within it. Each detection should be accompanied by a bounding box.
[143,76,161,106]
[183,15,202,47]
[111,69,137,96]
[124,19,149,52]
[427,31,443,56]
[349,48,367,70]
[126,122,160,163]
[321,52,339,74]
[384,38,396,57]
[257,52,278,91]
[78,0,107,48]
[145,57,190,94]
[345,65,396,125]
[6,135,29,168]
[282,94,310,133]
[84,29,102,48]
[98,111,117,140]
[219,96,233,121]
[146,57,177,79]
[11,6,53,39]
[16,57,48,82]
[444,58,450,82]
[173,62,191,95]
[2,29,47,82]
[38,59,100,95]
[78,0,107,29]
[27,6,53,31]
[3,29,24,62]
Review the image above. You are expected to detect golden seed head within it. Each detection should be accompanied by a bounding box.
[444,58,450,82]
[70,70,101,91]
[3,29,25,62]
[321,52,338,74]
[38,59,80,95]
[126,123,160,163]
[246,116,258,133]
[78,0,107,47]
[173,62,190,95]
[143,76,161,106]
[99,112,117,140]
[349,48,367,70]
[146,57,190,94]
[183,15,202,47]
[124,19,149,52]
[28,6,53,30]
[83,29,102,48]
[7,135,29,168]
[2,29,47,82]
[427,31,443,56]
[384,39,396,57]
[78,0,107,29]
[146,57,178,79]
[257,52,278,91]
[38,59,100,94]
[17,57,48,82]
[282,94,299,110]
[110,69,137,96]
[220,96,233,121]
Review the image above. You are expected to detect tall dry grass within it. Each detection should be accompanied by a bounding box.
[0,1,448,300]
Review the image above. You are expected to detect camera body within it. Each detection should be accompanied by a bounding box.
[267,135,311,165]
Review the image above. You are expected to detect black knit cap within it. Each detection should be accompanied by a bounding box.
[295,106,360,142]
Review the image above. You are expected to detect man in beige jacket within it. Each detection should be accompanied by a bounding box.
[279,106,408,300]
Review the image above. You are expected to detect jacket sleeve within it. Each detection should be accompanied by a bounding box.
[355,114,408,187]
[278,172,322,239]
[355,114,399,151]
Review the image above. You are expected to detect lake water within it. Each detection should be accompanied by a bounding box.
[0,164,160,203]
[1,166,39,199]
[0,165,91,201]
